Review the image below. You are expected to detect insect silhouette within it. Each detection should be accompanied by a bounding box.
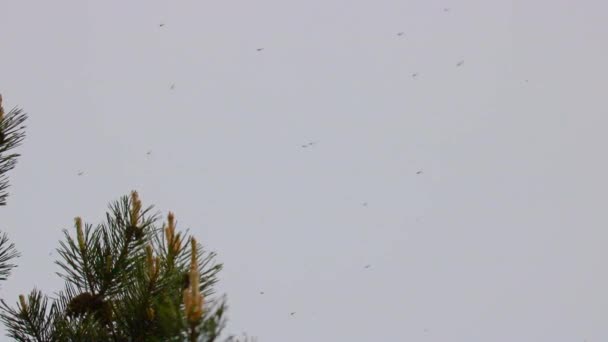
[301,141,316,148]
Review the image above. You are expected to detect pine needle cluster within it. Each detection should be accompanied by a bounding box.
[0,94,26,283]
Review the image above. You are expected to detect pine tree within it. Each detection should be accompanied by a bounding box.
[0,94,27,284]
[0,96,252,341]
[0,191,242,341]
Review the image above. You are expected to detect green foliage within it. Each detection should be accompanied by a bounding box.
[0,97,250,340]
[0,94,27,285]
[0,95,27,207]
[0,234,19,282]
[0,193,230,341]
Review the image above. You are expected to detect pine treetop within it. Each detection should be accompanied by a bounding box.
[0,192,231,342]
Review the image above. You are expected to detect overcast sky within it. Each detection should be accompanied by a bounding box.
[2,0,608,341]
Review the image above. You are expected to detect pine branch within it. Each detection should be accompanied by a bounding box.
[0,95,25,286]
[0,290,55,342]
[198,299,228,342]
[0,94,27,206]
[0,233,19,282]
[55,222,97,293]
[99,194,156,297]
[49,283,113,341]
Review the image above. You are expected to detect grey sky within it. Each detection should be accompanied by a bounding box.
[2,0,608,341]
